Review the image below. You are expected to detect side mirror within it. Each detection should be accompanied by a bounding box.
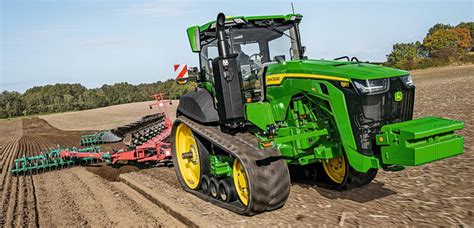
[301,46,306,56]
[187,26,201,52]
[274,55,286,63]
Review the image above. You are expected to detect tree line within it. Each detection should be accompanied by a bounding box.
[0,79,196,118]
[385,22,473,70]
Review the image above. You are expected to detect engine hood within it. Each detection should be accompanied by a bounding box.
[265,59,409,81]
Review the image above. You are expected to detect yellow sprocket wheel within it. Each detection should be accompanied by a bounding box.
[233,159,249,206]
[175,123,201,189]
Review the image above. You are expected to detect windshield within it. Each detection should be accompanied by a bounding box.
[231,24,299,64]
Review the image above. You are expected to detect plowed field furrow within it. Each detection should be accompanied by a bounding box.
[15,176,27,227]
[24,136,48,227]
[22,136,43,227]
[34,172,86,226]
[0,140,20,227]
[68,168,183,226]
[0,140,18,190]
[3,138,23,227]
[29,175,40,228]
[15,137,32,228]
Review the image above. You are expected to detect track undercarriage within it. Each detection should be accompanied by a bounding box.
[172,116,290,215]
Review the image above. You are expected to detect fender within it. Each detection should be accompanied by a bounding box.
[177,88,219,124]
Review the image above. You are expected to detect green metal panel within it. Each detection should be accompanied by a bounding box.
[186,26,200,52]
[245,102,275,131]
[376,117,464,166]
[266,78,380,171]
[266,59,409,81]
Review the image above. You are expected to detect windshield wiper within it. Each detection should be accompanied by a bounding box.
[261,26,298,42]
[201,37,217,47]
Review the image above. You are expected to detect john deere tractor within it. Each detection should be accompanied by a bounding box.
[171,13,464,215]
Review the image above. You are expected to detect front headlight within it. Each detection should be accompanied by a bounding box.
[400,75,414,87]
[352,78,389,94]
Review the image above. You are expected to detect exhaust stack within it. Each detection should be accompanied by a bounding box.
[212,13,245,125]
[216,13,231,58]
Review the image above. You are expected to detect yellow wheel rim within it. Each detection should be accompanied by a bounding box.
[175,123,200,189]
[233,159,249,206]
[322,156,346,184]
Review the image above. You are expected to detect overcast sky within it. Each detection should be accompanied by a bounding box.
[1,0,472,92]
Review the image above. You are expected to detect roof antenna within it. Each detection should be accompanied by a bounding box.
[291,2,295,14]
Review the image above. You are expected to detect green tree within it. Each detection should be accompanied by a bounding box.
[386,42,420,65]
[1,70,197,118]
[0,91,23,118]
[427,23,453,36]
[423,29,459,53]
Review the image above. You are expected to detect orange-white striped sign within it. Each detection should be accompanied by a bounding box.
[174,64,188,79]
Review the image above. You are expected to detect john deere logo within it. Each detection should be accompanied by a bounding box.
[394,91,403,102]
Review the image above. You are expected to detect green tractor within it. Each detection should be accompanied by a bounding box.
[171,13,464,215]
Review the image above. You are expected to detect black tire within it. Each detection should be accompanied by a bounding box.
[201,175,211,195]
[303,164,318,182]
[210,177,219,198]
[218,179,237,203]
[317,154,378,190]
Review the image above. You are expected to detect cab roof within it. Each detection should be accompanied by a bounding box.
[190,14,303,32]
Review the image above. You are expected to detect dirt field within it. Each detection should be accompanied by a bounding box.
[0,65,473,226]
[41,100,178,130]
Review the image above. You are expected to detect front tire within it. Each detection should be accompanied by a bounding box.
[319,154,377,190]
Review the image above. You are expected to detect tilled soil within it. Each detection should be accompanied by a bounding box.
[0,64,473,226]
[0,118,184,227]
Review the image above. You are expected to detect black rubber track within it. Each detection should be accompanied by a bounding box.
[171,116,291,216]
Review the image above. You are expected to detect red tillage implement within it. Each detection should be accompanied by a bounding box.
[59,119,172,165]
[11,94,174,175]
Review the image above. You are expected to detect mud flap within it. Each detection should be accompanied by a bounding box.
[376,117,464,166]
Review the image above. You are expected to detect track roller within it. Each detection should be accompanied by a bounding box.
[201,175,211,195]
[218,179,236,203]
[209,177,219,198]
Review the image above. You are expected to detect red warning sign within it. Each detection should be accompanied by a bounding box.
[174,64,188,79]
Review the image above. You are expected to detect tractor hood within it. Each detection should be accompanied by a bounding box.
[266,59,409,81]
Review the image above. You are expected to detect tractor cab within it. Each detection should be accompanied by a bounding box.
[186,14,304,123]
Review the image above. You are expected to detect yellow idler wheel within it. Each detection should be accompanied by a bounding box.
[233,159,249,206]
[322,156,347,184]
[175,123,201,189]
